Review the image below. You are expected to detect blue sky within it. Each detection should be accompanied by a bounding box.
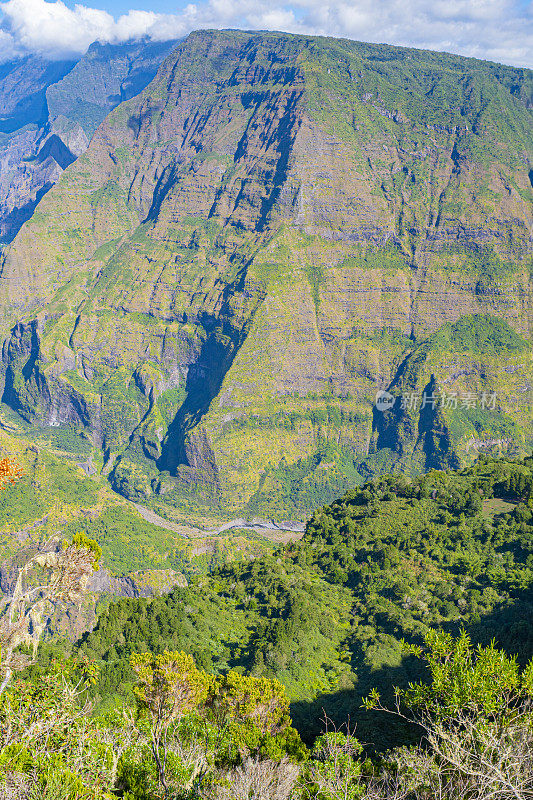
[81,0,184,15]
[1,0,532,68]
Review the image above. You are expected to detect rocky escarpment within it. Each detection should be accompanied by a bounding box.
[0,30,532,518]
[0,557,186,642]
[0,40,177,246]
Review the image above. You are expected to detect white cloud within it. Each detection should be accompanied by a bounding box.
[0,0,532,69]
[0,25,18,58]
[2,0,112,56]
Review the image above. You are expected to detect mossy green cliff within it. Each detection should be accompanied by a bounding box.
[0,30,532,518]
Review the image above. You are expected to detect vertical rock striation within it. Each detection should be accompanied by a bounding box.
[0,30,531,517]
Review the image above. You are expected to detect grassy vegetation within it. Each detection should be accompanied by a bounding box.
[338,243,409,273]
[0,428,276,582]
[302,36,533,170]
[432,314,528,355]
[433,244,519,281]
[0,448,97,531]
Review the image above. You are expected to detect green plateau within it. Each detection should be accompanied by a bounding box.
[0,423,285,640]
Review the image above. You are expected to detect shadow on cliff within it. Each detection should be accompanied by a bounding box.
[256,90,303,231]
[0,183,53,244]
[157,274,266,478]
[369,367,460,474]
[157,315,240,475]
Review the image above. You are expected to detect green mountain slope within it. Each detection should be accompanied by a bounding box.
[76,453,533,748]
[0,30,532,519]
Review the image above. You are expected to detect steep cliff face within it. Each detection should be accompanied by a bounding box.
[0,40,177,246]
[0,30,532,518]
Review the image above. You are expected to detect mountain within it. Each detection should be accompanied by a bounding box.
[0,30,531,521]
[0,39,177,245]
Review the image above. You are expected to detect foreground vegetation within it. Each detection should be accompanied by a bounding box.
[4,452,533,797]
[3,632,533,799]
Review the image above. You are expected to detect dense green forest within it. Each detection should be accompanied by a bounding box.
[25,454,533,743]
[10,629,533,799]
[7,452,533,797]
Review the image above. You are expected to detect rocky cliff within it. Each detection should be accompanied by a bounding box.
[0,39,177,246]
[0,30,532,519]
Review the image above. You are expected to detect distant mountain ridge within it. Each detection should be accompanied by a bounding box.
[0,39,178,245]
[0,29,531,520]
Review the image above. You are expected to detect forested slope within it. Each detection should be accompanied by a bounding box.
[71,453,533,749]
